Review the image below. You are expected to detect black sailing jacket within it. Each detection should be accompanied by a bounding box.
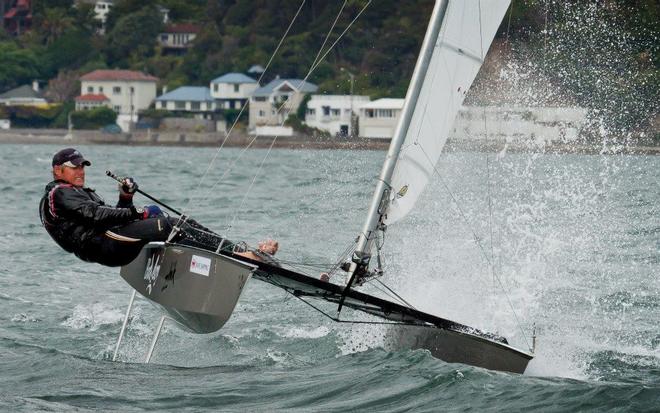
[39,180,139,262]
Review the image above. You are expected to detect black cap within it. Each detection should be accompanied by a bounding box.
[52,148,91,167]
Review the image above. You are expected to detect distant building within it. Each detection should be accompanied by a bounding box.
[247,64,265,78]
[0,82,46,106]
[210,73,258,110]
[74,94,111,111]
[158,23,199,54]
[305,94,370,137]
[249,77,318,130]
[155,86,216,118]
[358,98,404,139]
[74,0,113,33]
[1,0,32,36]
[79,69,158,131]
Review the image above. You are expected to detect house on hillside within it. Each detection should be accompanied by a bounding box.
[210,73,258,110]
[158,23,199,54]
[248,77,318,132]
[0,82,46,106]
[1,0,32,36]
[305,94,370,137]
[155,86,216,117]
[358,98,404,139]
[79,69,158,131]
[247,65,265,78]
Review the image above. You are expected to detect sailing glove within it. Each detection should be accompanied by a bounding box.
[119,177,139,197]
[141,205,163,219]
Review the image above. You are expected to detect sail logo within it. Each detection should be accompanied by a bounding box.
[190,255,211,277]
[144,252,163,295]
[396,185,409,198]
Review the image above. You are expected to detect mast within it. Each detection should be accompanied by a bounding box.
[343,0,450,293]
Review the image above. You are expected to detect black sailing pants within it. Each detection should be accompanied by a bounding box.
[85,217,229,267]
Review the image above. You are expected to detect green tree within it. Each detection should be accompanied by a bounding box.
[104,6,163,66]
[36,7,75,46]
[0,42,41,92]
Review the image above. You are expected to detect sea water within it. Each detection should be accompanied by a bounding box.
[0,144,657,411]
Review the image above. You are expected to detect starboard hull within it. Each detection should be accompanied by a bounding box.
[384,325,532,374]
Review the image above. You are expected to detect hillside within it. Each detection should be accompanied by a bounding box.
[0,0,657,133]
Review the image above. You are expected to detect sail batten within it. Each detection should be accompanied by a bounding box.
[385,0,511,225]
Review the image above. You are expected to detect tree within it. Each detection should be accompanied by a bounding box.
[0,42,41,92]
[104,6,163,66]
[45,70,80,103]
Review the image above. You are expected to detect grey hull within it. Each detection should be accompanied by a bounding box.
[385,325,532,374]
[120,243,256,333]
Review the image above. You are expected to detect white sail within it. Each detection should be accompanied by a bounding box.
[385,0,510,224]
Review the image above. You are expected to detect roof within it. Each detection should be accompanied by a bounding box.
[155,86,213,102]
[247,64,265,73]
[211,73,257,84]
[252,78,318,97]
[0,84,43,100]
[80,70,158,82]
[75,94,110,102]
[162,23,200,34]
[359,98,405,110]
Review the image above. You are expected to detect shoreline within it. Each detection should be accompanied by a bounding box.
[1,128,658,155]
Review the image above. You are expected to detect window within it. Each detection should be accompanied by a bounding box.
[161,34,168,42]
[113,105,121,112]
[113,86,121,95]
[214,84,218,92]
[130,87,134,94]
[259,110,265,117]
[331,109,340,117]
[99,86,103,93]
[233,84,239,93]
[254,97,267,102]
[191,102,200,110]
[87,86,93,93]
[175,101,185,110]
[365,109,374,118]
[322,106,330,116]
[306,108,316,116]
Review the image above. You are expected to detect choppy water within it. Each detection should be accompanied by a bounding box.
[1,144,658,412]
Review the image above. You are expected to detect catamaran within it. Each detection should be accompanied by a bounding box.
[112,0,534,373]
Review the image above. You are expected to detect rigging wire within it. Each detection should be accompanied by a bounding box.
[200,1,353,208]
[222,0,373,237]
[417,145,532,351]
[172,0,309,231]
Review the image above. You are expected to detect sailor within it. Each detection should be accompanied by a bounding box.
[39,148,278,267]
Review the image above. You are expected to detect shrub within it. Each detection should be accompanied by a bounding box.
[70,107,117,129]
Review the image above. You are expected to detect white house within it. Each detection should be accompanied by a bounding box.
[210,73,258,110]
[155,86,216,118]
[305,94,370,136]
[358,98,405,139]
[79,69,158,131]
[249,77,318,131]
[158,23,199,54]
[92,0,113,24]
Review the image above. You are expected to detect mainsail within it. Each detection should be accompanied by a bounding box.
[386,0,511,224]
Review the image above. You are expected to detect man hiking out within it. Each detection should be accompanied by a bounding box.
[39,147,278,267]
